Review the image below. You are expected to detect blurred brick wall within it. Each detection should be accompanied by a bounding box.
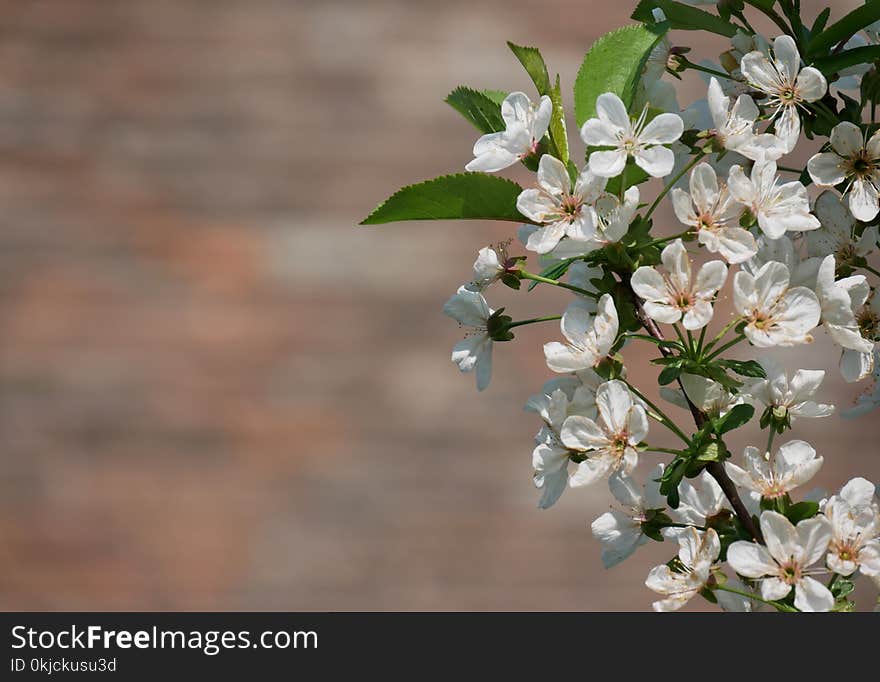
[0,0,876,610]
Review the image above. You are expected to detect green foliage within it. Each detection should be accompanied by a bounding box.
[574,24,668,126]
[814,45,880,77]
[631,0,737,37]
[487,309,515,342]
[444,86,506,134]
[715,359,766,379]
[507,41,551,95]
[711,404,755,436]
[807,2,880,56]
[360,173,527,225]
[785,501,821,525]
[549,75,570,165]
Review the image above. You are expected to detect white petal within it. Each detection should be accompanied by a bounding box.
[595,380,633,435]
[639,113,684,145]
[537,154,571,195]
[634,145,676,178]
[794,576,834,612]
[560,415,607,451]
[630,266,668,303]
[589,149,627,178]
[847,178,880,222]
[807,152,846,187]
[829,121,863,158]
[760,511,799,564]
[526,222,567,254]
[595,92,631,130]
[796,67,828,102]
[727,540,778,577]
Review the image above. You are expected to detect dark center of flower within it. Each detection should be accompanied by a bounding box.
[749,312,773,330]
[857,307,880,340]
[780,561,801,585]
[560,195,583,221]
[611,432,629,454]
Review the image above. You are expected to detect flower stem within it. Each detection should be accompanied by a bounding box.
[644,446,686,456]
[620,273,762,543]
[765,428,776,455]
[506,315,562,330]
[681,59,734,81]
[645,230,692,249]
[714,584,798,612]
[704,316,743,353]
[646,152,707,220]
[705,333,746,361]
[744,1,793,39]
[861,263,880,278]
[625,381,691,444]
[518,271,597,298]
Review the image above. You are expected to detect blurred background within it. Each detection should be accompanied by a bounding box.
[0,0,876,611]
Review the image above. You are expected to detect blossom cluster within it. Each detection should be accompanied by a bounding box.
[370,1,880,611]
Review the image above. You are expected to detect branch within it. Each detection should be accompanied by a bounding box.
[620,274,762,543]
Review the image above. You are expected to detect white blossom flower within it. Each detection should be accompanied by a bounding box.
[670,470,726,528]
[560,380,648,487]
[517,155,608,254]
[741,357,835,421]
[706,77,785,161]
[727,511,834,612]
[544,294,618,373]
[527,385,601,509]
[840,291,880,383]
[645,528,720,612]
[671,162,757,264]
[725,440,824,499]
[591,465,664,568]
[739,35,828,150]
[728,161,820,239]
[807,122,880,221]
[807,190,879,263]
[814,255,874,358]
[733,261,821,347]
[824,478,880,577]
[575,187,640,249]
[442,286,494,390]
[466,243,510,291]
[631,239,727,330]
[517,186,638,257]
[580,92,684,178]
[466,91,552,172]
[842,350,880,416]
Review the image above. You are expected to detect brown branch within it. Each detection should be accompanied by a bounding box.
[621,274,762,543]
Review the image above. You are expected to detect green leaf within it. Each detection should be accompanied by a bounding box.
[831,578,855,599]
[658,364,682,385]
[507,41,551,95]
[808,3,880,56]
[814,45,880,77]
[631,1,737,37]
[712,404,755,435]
[811,8,831,36]
[361,173,527,225]
[785,501,820,525]
[549,74,569,166]
[444,86,506,135]
[525,257,579,292]
[716,359,766,378]
[574,24,668,126]
[481,89,508,106]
